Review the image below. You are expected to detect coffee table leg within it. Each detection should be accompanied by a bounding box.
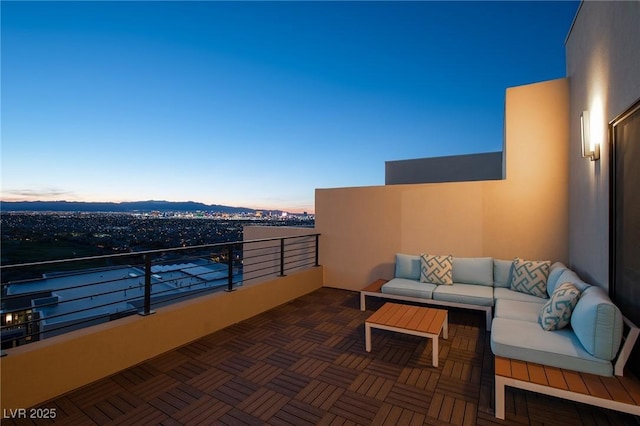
[432,337,439,367]
[443,313,448,339]
[365,323,372,352]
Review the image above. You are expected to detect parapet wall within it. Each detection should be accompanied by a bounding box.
[316,78,569,290]
[385,151,504,185]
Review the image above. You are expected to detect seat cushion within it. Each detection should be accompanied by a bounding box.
[494,287,546,304]
[432,283,493,307]
[381,278,437,300]
[495,299,544,323]
[452,257,494,286]
[490,317,613,376]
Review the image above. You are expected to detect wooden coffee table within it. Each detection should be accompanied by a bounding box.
[365,302,448,367]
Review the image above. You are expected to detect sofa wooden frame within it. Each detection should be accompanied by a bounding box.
[360,279,494,331]
[494,315,640,419]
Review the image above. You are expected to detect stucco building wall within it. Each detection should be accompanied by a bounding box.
[565,1,640,287]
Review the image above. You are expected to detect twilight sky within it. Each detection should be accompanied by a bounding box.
[1,1,579,213]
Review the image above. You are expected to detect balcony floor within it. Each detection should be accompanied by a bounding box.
[15,288,639,425]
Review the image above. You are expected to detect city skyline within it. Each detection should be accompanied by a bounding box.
[1,1,579,213]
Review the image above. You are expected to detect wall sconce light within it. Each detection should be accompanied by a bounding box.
[581,110,600,161]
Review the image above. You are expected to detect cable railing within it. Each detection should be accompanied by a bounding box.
[0,233,320,351]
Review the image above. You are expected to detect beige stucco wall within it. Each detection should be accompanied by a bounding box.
[316,78,569,290]
[566,1,640,287]
[0,267,323,411]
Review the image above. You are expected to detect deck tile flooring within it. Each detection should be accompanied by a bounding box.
[10,288,640,425]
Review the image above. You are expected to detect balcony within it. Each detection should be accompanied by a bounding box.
[1,287,637,425]
[0,231,322,412]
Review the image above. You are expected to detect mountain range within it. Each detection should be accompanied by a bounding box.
[0,200,279,214]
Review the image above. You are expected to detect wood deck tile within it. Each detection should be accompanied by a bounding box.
[25,288,639,426]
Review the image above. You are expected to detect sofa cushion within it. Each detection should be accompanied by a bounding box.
[381,278,437,300]
[452,257,493,286]
[490,317,613,376]
[420,254,453,285]
[551,269,591,295]
[395,253,421,280]
[494,287,546,304]
[538,282,580,331]
[495,298,544,323]
[510,258,550,298]
[571,286,623,360]
[432,283,493,307]
[545,262,569,295]
[493,259,513,288]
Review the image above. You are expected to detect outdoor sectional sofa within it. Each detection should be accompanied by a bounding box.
[360,253,639,377]
[360,253,640,417]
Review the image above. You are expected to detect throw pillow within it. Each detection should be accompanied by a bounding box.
[538,282,580,330]
[510,257,550,298]
[420,254,453,285]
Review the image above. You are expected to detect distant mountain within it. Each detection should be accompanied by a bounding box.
[0,200,276,214]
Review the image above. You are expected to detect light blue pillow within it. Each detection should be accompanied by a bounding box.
[571,286,623,360]
[395,253,421,280]
[452,257,494,286]
[493,259,513,288]
[538,282,580,330]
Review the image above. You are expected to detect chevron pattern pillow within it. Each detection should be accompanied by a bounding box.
[420,254,453,285]
[538,282,580,330]
[510,258,550,298]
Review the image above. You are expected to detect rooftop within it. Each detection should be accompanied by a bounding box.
[6,288,635,425]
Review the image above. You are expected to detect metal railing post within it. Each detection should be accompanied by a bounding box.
[140,254,155,316]
[225,244,235,292]
[279,238,286,277]
[315,234,320,267]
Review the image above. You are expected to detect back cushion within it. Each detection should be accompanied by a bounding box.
[452,257,494,286]
[551,269,591,295]
[493,259,513,288]
[571,286,623,360]
[395,253,421,280]
[545,262,569,296]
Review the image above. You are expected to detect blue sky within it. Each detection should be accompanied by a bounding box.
[1,1,579,213]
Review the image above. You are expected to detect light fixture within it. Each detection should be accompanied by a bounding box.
[581,110,600,161]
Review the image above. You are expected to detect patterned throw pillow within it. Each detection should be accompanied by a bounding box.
[510,257,550,298]
[538,282,580,330]
[420,254,453,285]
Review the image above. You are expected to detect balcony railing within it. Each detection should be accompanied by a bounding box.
[0,233,320,350]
